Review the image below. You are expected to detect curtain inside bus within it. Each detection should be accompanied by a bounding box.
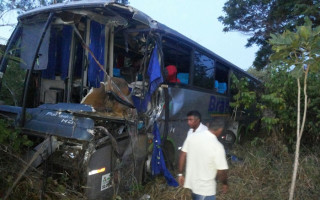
[42,25,72,80]
[88,20,105,88]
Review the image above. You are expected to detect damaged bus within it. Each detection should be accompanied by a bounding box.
[0,1,260,199]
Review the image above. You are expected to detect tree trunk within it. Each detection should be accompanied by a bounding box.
[289,78,301,200]
[289,132,301,200]
[289,68,309,200]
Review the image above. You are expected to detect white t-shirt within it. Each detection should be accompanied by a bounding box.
[187,123,208,137]
[182,130,228,196]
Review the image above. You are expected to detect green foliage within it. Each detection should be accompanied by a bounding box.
[246,67,269,82]
[128,183,144,197]
[0,119,33,152]
[219,0,320,70]
[230,73,262,142]
[266,18,320,145]
[269,17,320,76]
[0,60,26,106]
[233,18,320,145]
[0,38,26,106]
[230,74,257,111]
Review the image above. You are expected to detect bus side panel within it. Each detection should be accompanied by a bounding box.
[168,87,230,120]
[165,86,230,163]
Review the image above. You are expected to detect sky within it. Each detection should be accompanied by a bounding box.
[130,0,258,70]
[0,0,258,70]
[0,9,20,44]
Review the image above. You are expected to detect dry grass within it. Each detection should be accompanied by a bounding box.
[124,136,320,200]
[121,177,192,200]
[1,136,319,200]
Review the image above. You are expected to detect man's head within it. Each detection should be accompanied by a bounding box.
[208,118,225,137]
[187,110,201,129]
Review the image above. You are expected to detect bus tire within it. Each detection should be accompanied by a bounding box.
[237,125,246,144]
[223,130,236,146]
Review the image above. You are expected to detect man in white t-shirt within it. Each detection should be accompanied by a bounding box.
[177,118,228,200]
[186,110,208,137]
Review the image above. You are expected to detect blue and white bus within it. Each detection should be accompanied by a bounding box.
[0,1,260,199]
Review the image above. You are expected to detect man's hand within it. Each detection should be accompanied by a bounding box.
[217,170,228,194]
[221,184,228,194]
[177,175,185,186]
[178,151,187,186]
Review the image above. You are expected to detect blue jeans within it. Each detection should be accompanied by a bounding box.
[191,193,216,200]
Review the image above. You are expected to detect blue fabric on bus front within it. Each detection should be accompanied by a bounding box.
[151,122,178,187]
[60,25,72,80]
[147,45,163,94]
[133,45,163,114]
[88,21,105,88]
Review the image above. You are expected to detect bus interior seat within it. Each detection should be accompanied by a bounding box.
[177,73,189,84]
[218,82,227,94]
[113,68,122,78]
[215,80,227,94]
[215,80,219,91]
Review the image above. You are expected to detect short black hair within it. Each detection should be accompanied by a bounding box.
[208,118,225,131]
[187,110,201,121]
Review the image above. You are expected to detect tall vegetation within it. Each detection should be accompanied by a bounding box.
[219,0,320,70]
[269,17,320,200]
[227,15,320,199]
[231,17,320,199]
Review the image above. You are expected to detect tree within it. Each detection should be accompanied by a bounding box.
[269,18,320,200]
[219,0,320,70]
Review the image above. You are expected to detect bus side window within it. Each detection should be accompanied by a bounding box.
[162,36,191,84]
[193,51,215,90]
[215,62,229,94]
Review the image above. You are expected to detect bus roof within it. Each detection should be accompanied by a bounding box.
[18,0,260,83]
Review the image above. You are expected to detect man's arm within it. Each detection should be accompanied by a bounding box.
[177,151,186,186]
[217,170,228,193]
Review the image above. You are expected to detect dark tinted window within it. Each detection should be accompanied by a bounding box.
[194,51,214,89]
[162,37,191,84]
[214,62,229,94]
